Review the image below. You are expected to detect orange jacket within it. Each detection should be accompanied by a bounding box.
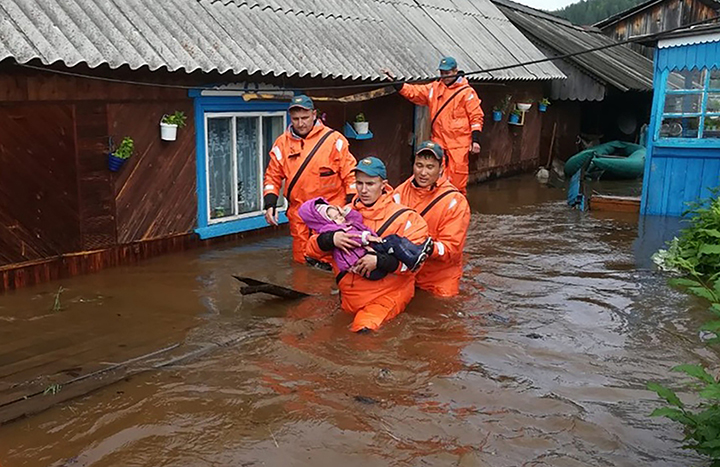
[400,78,484,172]
[263,121,356,208]
[305,191,428,329]
[393,176,470,297]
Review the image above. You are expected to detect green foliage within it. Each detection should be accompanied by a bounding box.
[162,111,187,128]
[52,286,65,312]
[552,0,645,26]
[113,137,134,160]
[44,383,62,395]
[650,188,720,463]
[652,189,720,278]
[493,94,512,112]
[354,113,367,123]
[540,98,551,106]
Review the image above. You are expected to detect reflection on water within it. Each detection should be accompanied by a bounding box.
[0,175,711,467]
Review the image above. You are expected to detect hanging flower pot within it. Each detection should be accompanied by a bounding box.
[516,102,532,111]
[160,122,178,141]
[492,110,502,122]
[107,137,134,172]
[538,99,551,113]
[108,153,126,172]
[353,112,370,135]
[160,111,187,141]
[509,112,521,124]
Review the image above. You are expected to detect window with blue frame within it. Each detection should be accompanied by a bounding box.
[660,67,720,140]
[192,93,290,239]
[205,112,286,222]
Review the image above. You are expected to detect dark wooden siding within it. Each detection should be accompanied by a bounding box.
[0,103,80,264]
[109,102,197,243]
[602,0,719,58]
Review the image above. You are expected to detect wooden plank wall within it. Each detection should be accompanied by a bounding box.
[0,103,81,264]
[109,102,197,243]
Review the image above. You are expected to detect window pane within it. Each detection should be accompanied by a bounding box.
[262,116,286,205]
[660,116,699,138]
[664,93,702,114]
[207,117,233,220]
[707,92,720,112]
[704,115,720,139]
[666,68,706,91]
[710,69,720,90]
[236,117,260,215]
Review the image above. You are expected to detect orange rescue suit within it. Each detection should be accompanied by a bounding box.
[393,176,470,297]
[400,78,484,194]
[264,121,356,263]
[305,191,429,332]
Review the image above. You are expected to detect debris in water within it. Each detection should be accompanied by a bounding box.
[44,383,62,395]
[52,286,66,312]
[354,395,379,405]
[525,333,543,339]
[486,312,511,324]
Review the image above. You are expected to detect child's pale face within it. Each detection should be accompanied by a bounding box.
[326,206,346,224]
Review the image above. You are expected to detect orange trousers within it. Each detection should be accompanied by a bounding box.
[344,283,416,332]
[287,205,310,264]
[445,147,469,195]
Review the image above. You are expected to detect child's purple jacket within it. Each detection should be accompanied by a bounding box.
[298,197,376,272]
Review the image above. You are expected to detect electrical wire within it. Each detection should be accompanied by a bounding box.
[12,15,719,94]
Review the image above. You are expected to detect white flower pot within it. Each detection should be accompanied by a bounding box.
[160,122,178,141]
[353,121,370,135]
[516,103,532,111]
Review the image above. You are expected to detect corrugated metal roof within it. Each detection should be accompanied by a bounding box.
[0,0,564,82]
[493,0,654,93]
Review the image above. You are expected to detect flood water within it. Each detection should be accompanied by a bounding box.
[0,175,714,466]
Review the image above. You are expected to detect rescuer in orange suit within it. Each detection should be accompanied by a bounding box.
[383,57,484,194]
[305,157,430,333]
[393,141,471,297]
[264,95,357,264]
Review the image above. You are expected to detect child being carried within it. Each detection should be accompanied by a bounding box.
[299,197,433,280]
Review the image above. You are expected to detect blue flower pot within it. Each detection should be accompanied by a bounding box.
[509,114,520,124]
[108,153,126,172]
[492,110,502,122]
[539,104,547,112]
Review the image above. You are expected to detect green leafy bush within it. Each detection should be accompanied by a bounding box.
[650,187,720,464]
[162,111,187,128]
[652,189,720,277]
[113,137,134,160]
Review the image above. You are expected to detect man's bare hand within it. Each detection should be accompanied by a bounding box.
[470,142,481,155]
[264,207,279,226]
[352,254,378,278]
[333,232,361,252]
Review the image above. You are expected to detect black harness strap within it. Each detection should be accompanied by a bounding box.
[335,207,412,284]
[285,129,336,202]
[430,86,470,129]
[420,189,461,217]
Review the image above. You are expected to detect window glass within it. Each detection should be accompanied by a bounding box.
[660,116,699,139]
[236,117,260,214]
[666,68,706,91]
[663,93,702,114]
[709,69,720,90]
[207,117,233,219]
[703,115,720,139]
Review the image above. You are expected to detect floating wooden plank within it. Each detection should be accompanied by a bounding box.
[232,275,311,300]
[589,195,641,213]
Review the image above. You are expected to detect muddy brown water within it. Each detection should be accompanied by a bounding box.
[0,175,714,466]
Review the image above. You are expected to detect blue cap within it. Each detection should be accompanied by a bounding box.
[438,56,457,71]
[415,140,445,162]
[353,156,387,180]
[289,94,314,110]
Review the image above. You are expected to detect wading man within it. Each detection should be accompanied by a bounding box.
[263,95,357,264]
[384,57,484,194]
[306,157,429,333]
[394,141,471,297]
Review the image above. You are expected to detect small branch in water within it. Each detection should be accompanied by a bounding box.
[52,286,66,312]
[268,427,279,448]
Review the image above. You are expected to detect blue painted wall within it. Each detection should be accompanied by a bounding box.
[642,38,720,216]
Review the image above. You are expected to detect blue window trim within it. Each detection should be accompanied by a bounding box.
[191,91,290,239]
[653,67,720,149]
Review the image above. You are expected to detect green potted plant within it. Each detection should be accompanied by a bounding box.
[108,137,134,172]
[509,109,522,125]
[160,111,187,141]
[353,112,369,135]
[538,98,551,112]
[492,95,512,122]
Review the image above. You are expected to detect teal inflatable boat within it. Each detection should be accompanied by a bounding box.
[564,141,646,179]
